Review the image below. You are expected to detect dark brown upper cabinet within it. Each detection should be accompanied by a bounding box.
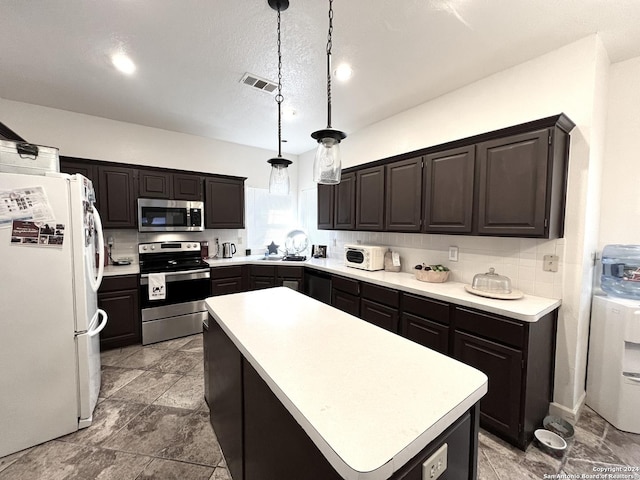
[60,157,100,208]
[139,170,203,201]
[173,173,203,201]
[476,127,568,238]
[317,183,335,230]
[356,166,385,231]
[423,146,475,234]
[138,169,171,199]
[98,165,137,228]
[385,156,423,232]
[0,122,25,141]
[205,176,246,229]
[334,172,356,230]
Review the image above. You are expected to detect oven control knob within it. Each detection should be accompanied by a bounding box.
[186,244,191,248]
[142,246,147,251]
[150,245,155,250]
[192,243,197,248]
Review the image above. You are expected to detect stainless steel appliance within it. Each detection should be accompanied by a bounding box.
[137,198,204,232]
[139,241,210,344]
[222,242,236,258]
[344,244,387,271]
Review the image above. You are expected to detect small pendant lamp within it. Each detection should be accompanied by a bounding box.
[311,0,346,185]
[267,0,292,195]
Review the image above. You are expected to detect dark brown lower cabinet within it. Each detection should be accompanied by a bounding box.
[454,331,522,441]
[331,289,360,316]
[360,298,399,332]
[210,266,246,296]
[97,275,140,350]
[401,312,449,355]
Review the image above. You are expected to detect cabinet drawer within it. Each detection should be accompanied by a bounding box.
[361,283,399,308]
[250,265,276,277]
[211,277,244,296]
[401,313,449,355]
[361,298,399,333]
[454,307,525,349]
[331,275,360,295]
[402,293,449,325]
[211,266,244,279]
[99,274,138,293]
[331,289,360,317]
[277,266,303,279]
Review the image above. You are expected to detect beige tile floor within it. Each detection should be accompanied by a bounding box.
[1,334,639,479]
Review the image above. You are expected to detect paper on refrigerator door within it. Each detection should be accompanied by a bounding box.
[0,186,55,227]
[148,273,166,300]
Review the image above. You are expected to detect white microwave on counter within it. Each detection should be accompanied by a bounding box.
[344,244,387,271]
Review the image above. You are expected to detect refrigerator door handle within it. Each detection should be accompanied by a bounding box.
[87,205,105,293]
[88,309,108,337]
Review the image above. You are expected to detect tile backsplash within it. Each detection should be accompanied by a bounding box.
[309,229,564,299]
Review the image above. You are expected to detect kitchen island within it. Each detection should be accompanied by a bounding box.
[204,287,488,480]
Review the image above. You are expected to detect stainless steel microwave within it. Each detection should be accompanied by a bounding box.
[137,198,204,232]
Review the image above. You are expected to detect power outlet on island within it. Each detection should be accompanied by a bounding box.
[422,443,447,480]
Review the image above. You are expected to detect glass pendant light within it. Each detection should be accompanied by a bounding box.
[267,0,292,195]
[312,0,346,185]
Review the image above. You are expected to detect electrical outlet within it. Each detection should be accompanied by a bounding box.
[237,236,243,245]
[332,238,337,247]
[422,443,447,480]
[107,236,114,248]
[448,246,459,262]
[543,254,559,272]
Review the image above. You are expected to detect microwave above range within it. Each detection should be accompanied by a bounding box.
[137,198,204,232]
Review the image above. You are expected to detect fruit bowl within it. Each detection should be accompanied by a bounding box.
[415,269,450,283]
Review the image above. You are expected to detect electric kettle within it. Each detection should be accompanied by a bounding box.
[222,242,236,258]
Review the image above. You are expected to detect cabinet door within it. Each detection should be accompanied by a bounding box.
[331,289,360,317]
[360,299,399,333]
[98,165,137,228]
[334,172,356,230]
[423,146,475,234]
[476,129,549,236]
[98,284,140,350]
[173,173,203,201]
[385,157,422,232]
[401,313,449,355]
[59,157,100,209]
[454,330,523,442]
[205,177,245,229]
[356,166,385,231]
[317,183,335,230]
[138,169,171,199]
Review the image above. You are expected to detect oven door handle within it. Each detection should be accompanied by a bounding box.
[140,268,211,285]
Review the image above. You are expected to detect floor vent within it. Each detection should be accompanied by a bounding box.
[240,72,278,94]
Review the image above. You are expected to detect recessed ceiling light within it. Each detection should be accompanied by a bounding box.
[111,53,136,75]
[334,64,353,82]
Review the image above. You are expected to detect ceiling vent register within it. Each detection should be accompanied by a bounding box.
[240,72,278,94]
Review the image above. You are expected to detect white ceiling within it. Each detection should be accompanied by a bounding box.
[2,0,640,155]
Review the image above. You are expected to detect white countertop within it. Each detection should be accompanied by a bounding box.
[102,256,561,321]
[205,287,488,480]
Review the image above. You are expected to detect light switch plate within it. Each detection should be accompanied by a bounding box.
[448,246,459,262]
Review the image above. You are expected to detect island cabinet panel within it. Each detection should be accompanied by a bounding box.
[243,360,344,480]
[97,275,140,350]
[356,165,385,231]
[138,169,171,199]
[334,172,356,230]
[423,146,475,234]
[208,317,244,480]
[317,183,335,229]
[476,129,549,237]
[210,266,246,296]
[205,177,245,229]
[385,157,423,232]
[98,165,137,228]
[172,173,203,201]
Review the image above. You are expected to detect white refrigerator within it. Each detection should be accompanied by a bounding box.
[0,171,107,457]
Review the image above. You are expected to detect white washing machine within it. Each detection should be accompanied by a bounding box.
[586,295,640,434]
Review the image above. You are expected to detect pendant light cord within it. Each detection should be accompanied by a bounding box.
[276,6,284,157]
[326,0,334,129]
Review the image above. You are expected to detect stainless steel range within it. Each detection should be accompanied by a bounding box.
[139,241,211,345]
